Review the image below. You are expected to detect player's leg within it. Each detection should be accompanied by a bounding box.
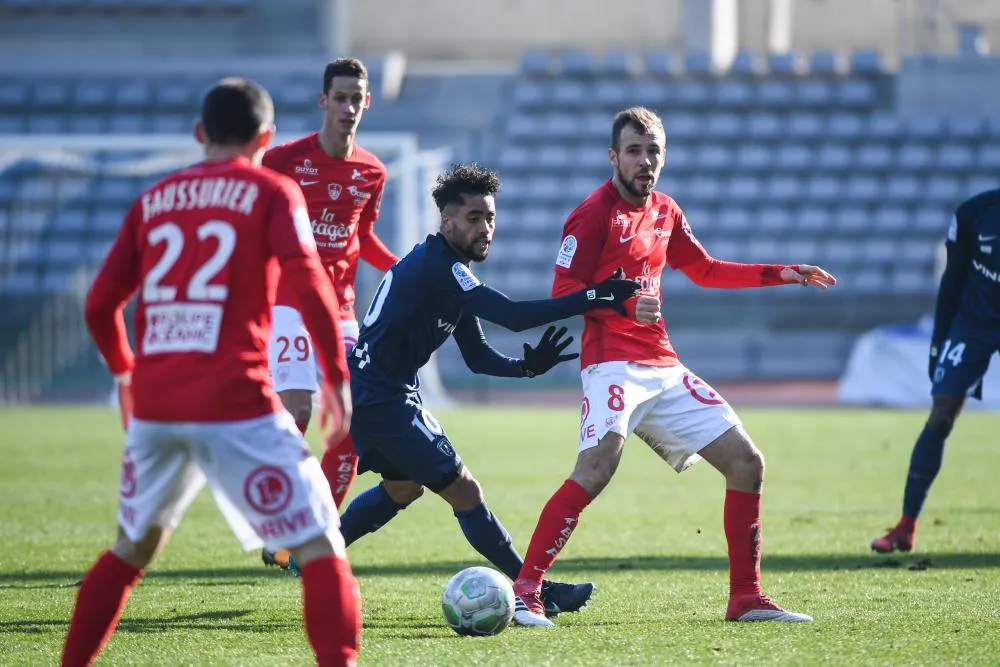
[321,320,361,508]
[339,476,424,547]
[512,362,655,625]
[871,331,989,553]
[63,422,204,666]
[197,412,360,666]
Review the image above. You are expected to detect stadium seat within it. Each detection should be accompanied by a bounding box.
[849,49,884,74]
[695,145,734,172]
[536,145,573,170]
[511,82,547,109]
[114,79,153,109]
[150,114,190,134]
[157,79,198,109]
[0,114,23,133]
[945,116,984,140]
[729,49,758,76]
[704,113,742,140]
[756,80,793,107]
[0,80,30,110]
[765,175,801,202]
[560,49,595,78]
[815,144,853,172]
[905,116,944,141]
[45,240,85,264]
[796,80,833,107]
[52,209,89,233]
[671,80,709,107]
[745,113,783,140]
[68,113,106,133]
[914,207,948,233]
[766,52,801,75]
[925,176,962,204]
[835,80,876,108]
[95,179,137,206]
[32,81,71,108]
[526,176,562,205]
[602,49,638,77]
[872,206,909,231]
[977,144,1000,169]
[832,206,870,233]
[757,206,794,232]
[892,268,933,294]
[786,113,823,140]
[632,80,669,108]
[867,114,904,141]
[808,50,841,75]
[550,81,587,108]
[686,176,724,203]
[108,114,147,134]
[274,80,314,107]
[734,145,773,172]
[579,112,607,140]
[506,114,544,141]
[844,175,881,203]
[86,240,112,264]
[593,80,629,108]
[497,146,531,171]
[727,176,764,203]
[519,49,552,77]
[775,144,812,171]
[937,144,975,171]
[716,207,753,233]
[1,272,41,295]
[545,113,578,140]
[27,114,65,133]
[745,238,784,262]
[827,113,865,141]
[796,206,831,232]
[41,271,74,293]
[643,50,674,77]
[683,50,713,76]
[856,144,893,171]
[662,113,700,140]
[883,175,922,204]
[899,239,937,264]
[664,144,694,170]
[965,175,999,196]
[714,80,752,108]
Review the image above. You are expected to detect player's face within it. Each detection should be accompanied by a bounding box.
[610,125,665,200]
[320,77,370,137]
[442,194,496,263]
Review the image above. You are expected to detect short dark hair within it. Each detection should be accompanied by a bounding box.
[431,163,501,212]
[611,106,665,152]
[200,77,273,146]
[323,58,369,93]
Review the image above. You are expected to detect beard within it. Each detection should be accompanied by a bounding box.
[616,166,655,198]
[466,242,489,262]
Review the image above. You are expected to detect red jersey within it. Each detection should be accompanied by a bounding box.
[553,180,790,369]
[263,134,397,319]
[84,156,349,422]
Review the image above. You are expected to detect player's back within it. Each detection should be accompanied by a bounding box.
[350,233,470,404]
[127,157,293,422]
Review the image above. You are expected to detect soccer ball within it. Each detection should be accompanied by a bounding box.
[441,566,515,636]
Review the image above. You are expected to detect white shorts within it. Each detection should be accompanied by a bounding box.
[579,361,741,473]
[117,411,344,554]
[269,305,358,393]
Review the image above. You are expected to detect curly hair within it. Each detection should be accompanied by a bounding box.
[431,163,501,212]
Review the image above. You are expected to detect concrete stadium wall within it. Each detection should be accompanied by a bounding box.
[350,0,1000,64]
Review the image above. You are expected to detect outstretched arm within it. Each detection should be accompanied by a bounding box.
[452,314,523,377]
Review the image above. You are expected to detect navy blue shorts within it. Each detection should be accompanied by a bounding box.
[932,319,1000,399]
[350,393,462,493]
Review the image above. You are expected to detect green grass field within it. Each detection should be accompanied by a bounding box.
[1,406,998,666]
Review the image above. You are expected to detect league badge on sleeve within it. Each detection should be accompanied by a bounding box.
[452,262,481,291]
[556,235,577,269]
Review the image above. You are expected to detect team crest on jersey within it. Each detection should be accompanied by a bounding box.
[295,159,319,176]
[451,262,481,291]
[328,183,342,200]
[556,235,577,268]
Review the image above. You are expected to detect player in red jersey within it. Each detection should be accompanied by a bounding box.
[510,107,836,627]
[263,57,397,512]
[62,79,360,667]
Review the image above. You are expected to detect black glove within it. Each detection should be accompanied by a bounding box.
[584,268,642,315]
[928,342,941,383]
[519,326,579,378]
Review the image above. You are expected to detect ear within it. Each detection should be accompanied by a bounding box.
[608,146,617,167]
[194,120,206,145]
[318,91,327,110]
[363,91,371,110]
[257,124,276,151]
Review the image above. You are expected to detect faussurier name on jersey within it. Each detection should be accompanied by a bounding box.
[141,178,259,222]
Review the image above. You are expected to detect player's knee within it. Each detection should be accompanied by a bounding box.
[927,410,957,438]
[279,389,313,427]
[113,525,165,569]
[438,469,484,511]
[725,442,764,492]
[383,479,424,505]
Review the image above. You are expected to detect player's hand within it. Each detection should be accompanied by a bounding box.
[634,295,662,325]
[318,380,352,448]
[520,325,579,378]
[586,268,642,315]
[115,372,133,432]
[780,264,837,289]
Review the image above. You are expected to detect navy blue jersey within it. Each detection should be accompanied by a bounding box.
[932,189,1000,346]
[349,233,592,405]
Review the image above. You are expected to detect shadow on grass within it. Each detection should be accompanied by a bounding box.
[2,551,997,588]
[0,610,293,635]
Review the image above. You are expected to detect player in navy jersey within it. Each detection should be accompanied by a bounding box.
[872,188,1000,553]
[335,163,639,616]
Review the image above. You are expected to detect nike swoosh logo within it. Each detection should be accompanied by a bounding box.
[299,180,319,186]
[654,213,669,220]
[597,295,615,301]
[619,234,639,244]
[979,234,998,241]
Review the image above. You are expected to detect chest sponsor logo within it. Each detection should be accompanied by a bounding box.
[295,159,319,176]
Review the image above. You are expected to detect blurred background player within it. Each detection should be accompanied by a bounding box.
[263,58,397,501]
[62,78,360,667]
[871,187,1000,554]
[510,107,837,627]
[334,163,640,615]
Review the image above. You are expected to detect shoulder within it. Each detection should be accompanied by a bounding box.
[352,145,387,180]
[263,134,316,171]
[957,188,1000,220]
[653,191,686,224]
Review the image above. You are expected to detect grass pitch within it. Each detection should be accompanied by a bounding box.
[0,405,998,666]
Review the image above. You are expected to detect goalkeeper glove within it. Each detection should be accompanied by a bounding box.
[584,268,641,315]
[519,326,579,378]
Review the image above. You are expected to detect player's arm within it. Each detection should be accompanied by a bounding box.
[929,207,974,374]
[453,316,579,378]
[669,211,833,288]
[357,176,398,271]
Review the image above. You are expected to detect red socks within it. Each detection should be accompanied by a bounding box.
[724,489,763,598]
[515,480,592,588]
[61,551,142,667]
[322,435,359,508]
[301,556,362,667]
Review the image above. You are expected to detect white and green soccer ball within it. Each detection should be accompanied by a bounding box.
[441,566,515,636]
